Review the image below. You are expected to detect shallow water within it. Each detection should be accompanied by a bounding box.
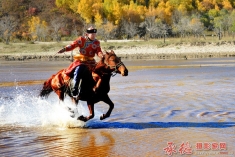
[0,58,235,156]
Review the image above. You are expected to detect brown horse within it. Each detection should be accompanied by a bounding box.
[39,50,128,122]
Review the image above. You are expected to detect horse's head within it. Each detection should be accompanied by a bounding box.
[103,50,128,76]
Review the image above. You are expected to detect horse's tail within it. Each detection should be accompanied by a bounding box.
[39,75,54,98]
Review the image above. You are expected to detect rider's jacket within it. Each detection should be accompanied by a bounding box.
[64,36,102,76]
[65,36,101,58]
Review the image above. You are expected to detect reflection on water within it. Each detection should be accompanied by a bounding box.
[0,58,235,156]
[0,126,115,157]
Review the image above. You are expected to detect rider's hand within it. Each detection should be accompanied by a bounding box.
[98,52,104,58]
[58,48,66,54]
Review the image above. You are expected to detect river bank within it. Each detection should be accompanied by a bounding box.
[1,40,235,61]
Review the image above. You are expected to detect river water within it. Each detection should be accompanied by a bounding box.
[0,58,235,156]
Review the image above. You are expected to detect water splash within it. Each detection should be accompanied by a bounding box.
[0,86,89,128]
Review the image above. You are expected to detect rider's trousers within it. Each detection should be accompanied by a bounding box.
[72,64,86,96]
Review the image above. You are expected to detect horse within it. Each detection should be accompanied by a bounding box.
[39,50,128,122]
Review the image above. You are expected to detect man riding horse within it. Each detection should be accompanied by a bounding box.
[57,26,104,99]
[41,26,128,122]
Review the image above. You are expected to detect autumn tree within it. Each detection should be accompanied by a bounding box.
[123,20,138,39]
[103,0,123,25]
[222,0,233,10]
[157,21,170,43]
[2,0,235,42]
[92,1,104,27]
[141,16,160,39]
[155,0,173,24]
[97,21,117,41]
[28,16,48,41]
[0,15,18,44]
[134,0,150,7]
[196,0,214,12]
[0,0,27,18]
[172,15,190,39]
[55,0,79,12]
[189,16,205,38]
[122,1,146,23]
[50,17,66,42]
[76,0,103,24]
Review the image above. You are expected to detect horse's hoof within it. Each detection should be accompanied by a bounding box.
[78,115,87,122]
[100,114,105,120]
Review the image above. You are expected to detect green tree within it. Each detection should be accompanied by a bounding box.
[228,10,235,38]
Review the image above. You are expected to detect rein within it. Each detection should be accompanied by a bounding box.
[109,61,124,77]
[104,54,124,77]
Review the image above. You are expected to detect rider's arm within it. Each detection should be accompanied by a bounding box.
[94,40,104,58]
[58,37,84,53]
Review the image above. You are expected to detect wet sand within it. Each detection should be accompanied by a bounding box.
[0,59,235,156]
[1,125,234,156]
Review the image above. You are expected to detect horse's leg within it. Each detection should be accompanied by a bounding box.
[100,94,114,120]
[71,97,79,105]
[87,102,95,119]
[69,97,80,118]
[55,90,64,101]
[78,102,95,122]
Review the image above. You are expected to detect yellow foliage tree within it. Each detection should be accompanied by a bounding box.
[112,0,123,24]
[177,0,194,14]
[77,0,94,23]
[222,0,233,10]
[55,0,79,12]
[155,0,173,23]
[196,0,221,12]
[28,16,47,40]
[77,0,104,24]
[122,0,146,23]
[103,0,123,25]
[165,1,173,22]
[135,0,148,6]
[118,0,131,5]
[149,0,161,7]
[94,13,103,27]
[196,0,204,12]
[92,2,104,27]
[103,21,117,34]
[145,4,157,17]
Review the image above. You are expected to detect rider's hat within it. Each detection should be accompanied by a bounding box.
[86,26,97,33]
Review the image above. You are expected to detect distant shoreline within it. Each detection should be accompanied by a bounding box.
[1,42,235,61]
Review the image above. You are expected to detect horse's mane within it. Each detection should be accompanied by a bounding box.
[93,57,106,76]
[93,50,114,75]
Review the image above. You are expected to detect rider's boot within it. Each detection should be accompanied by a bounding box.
[72,65,84,99]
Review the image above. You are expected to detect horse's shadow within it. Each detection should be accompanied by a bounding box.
[87,121,235,130]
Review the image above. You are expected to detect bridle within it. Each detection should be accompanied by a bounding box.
[105,54,125,77]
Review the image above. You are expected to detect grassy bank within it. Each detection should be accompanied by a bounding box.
[1,37,235,61]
